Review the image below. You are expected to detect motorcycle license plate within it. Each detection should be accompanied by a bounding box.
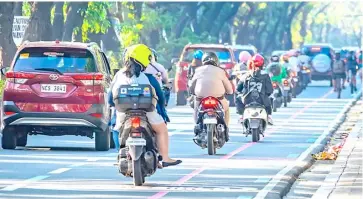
[273,89,279,94]
[204,118,217,124]
[126,137,146,146]
[283,86,290,91]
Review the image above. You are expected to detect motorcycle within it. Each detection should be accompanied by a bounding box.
[281,78,293,107]
[241,101,268,142]
[299,64,311,89]
[115,84,161,186]
[270,81,283,112]
[289,70,301,97]
[193,96,228,155]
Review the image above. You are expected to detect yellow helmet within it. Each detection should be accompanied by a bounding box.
[125,44,152,68]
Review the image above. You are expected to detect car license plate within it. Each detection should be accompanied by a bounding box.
[204,118,217,124]
[41,84,66,93]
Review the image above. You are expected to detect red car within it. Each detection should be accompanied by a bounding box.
[1,41,112,151]
[173,44,238,106]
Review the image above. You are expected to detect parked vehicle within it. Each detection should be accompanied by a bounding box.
[1,41,113,151]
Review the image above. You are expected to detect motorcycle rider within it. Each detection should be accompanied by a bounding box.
[265,55,288,85]
[235,51,252,72]
[187,50,204,104]
[109,44,181,168]
[346,51,358,93]
[332,52,347,91]
[298,47,312,83]
[236,54,274,125]
[189,52,233,141]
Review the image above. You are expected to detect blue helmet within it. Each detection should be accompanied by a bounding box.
[194,50,203,60]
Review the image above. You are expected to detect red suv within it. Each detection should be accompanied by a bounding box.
[1,41,112,151]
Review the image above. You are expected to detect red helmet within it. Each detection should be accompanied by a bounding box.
[251,54,265,69]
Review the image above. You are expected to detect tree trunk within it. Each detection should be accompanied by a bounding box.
[101,10,121,53]
[22,2,54,42]
[0,3,17,68]
[13,2,23,16]
[62,2,88,41]
[52,2,64,40]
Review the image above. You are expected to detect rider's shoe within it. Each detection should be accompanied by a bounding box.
[268,115,274,125]
[238,116,244,124]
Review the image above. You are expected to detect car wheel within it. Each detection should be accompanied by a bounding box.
[1,129,17,150]
[95,128,110,151]
[17,134,28,147]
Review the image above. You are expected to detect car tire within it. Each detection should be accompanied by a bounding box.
[1,130,17,150]
[17,134,28,147]
[95,128,110,151]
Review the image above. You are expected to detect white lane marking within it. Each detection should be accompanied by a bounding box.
[254,178,271,183]
[70,163,86,167]
[1,175,49,191]
[48,168,71,174]
[254,97,354,199]
[87,158,99,162]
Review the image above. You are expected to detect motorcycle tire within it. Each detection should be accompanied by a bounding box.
[133,159,145,186]
[207,124,216,155]
[252,128,260,142]
[284,97,287,107]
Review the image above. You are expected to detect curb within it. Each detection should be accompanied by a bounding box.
[255,91,362,199]
[311,119,362,199]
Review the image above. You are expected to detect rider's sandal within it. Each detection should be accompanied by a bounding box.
[162,160,182,168]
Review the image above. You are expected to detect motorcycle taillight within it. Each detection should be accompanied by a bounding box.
[201,97,219,109]
[131,117,140,129]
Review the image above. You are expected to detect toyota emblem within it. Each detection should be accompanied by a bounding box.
[49,74,59,81]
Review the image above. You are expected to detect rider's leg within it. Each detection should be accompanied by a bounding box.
[147,112,181,166]
[220,99,230,127]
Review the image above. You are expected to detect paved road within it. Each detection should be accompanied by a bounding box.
[0,80,361,199]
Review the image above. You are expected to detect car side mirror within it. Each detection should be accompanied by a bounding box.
[1,67,9,76]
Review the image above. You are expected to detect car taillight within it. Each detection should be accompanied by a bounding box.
[89,113,102,118]
[72,73,103,85]
[272,82,277,88]
[201,97,219,109]
[5,72,36,84]
[4,111,15,116]
[283,80,289,87]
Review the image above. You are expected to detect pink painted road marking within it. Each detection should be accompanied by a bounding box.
[148,89,333,199]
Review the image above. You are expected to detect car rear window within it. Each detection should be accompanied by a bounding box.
[305,47,332,58]
[13,47,97,73]
[182,48,232,63]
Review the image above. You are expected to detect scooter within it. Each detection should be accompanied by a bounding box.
[281,78,293,107]
[289,70,301,98]
[270,81,283,112]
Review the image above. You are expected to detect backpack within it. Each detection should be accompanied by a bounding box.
[333,60,345,73]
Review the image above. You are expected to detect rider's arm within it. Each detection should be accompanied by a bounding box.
[265,75,273,96]
[222,71,234,95]
[146,74,165,107]
[159,63,169,84]
[108,90,115,107]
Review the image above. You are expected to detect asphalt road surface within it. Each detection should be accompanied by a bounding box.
[0,80,361,199]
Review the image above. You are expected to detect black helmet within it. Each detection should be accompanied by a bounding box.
[270,55,279,62]
[202,52,219,66]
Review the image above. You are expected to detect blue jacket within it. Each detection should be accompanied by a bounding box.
[108,74,170,127]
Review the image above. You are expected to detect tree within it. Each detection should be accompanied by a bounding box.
[0,3,17,68]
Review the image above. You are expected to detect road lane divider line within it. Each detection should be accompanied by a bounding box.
[48,168,71,174]
[254,90,360,199]
[148,89,334,199]
[1,175,50,191]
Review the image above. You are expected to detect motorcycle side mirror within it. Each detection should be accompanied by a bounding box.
[0,66,9,76]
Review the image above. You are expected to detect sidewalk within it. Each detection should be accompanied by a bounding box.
[312,118,362,199]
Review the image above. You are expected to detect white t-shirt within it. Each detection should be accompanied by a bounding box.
[144,61,168,85]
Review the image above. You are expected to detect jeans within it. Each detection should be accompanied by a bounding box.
[112,129,120,152]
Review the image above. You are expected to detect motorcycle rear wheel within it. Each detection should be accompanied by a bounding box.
[133,159,145,186]
[207,124,216,155]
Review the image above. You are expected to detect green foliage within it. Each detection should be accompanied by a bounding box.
[22,2,32,16]
[0,79,5,97]
[81,2,111,42]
